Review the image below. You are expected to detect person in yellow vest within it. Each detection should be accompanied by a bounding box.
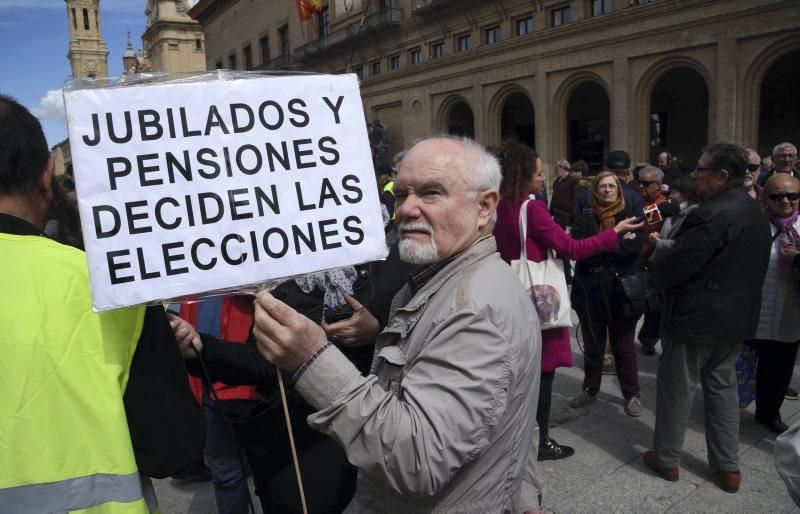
[0,94,199,513]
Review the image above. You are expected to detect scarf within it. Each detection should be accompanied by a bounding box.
[591,196,625,233]
[767,207,800,278]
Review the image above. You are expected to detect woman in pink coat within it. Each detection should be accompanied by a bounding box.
[493,140,641,461]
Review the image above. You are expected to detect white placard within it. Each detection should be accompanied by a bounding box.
[64,74,387,311]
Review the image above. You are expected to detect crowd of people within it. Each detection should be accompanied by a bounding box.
[2,88,800,513]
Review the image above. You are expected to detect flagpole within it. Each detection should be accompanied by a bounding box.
[346,0,373,73]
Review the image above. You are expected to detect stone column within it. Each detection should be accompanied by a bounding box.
[714,37,738,143]
[612,54,631,158]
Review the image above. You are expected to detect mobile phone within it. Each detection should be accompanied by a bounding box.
[324,305,355,323]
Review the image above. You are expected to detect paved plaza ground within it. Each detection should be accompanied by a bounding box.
[153,320,800,513]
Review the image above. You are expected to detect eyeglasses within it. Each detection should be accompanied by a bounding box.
[775,153,798,159]
[638,180,658,187]
[767,192,800,202]
[746,164,761,172]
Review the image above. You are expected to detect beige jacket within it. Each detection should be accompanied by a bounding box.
[295,236,541,513]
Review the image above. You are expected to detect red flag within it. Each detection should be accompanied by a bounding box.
[296,0,323,22]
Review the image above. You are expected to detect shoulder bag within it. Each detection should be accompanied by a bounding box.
[510,199,573,329]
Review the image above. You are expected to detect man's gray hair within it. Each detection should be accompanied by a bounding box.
[557,159,571,171]
[640,165,664,183]
[393,150,407,164]
[420,135,502,192]
[745,148,760,160]
[773,142,797,156]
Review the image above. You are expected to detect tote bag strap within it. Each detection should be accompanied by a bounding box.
[518,199,531,261]
[517,199,537,288]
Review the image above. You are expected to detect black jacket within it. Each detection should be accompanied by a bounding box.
[650,186,771,345]
[185,242,413,513]
[569,207,643,318]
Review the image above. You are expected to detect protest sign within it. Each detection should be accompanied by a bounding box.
[63,73,388,311]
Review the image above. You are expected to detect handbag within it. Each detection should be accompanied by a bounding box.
[510,199,572,330]
[614,267,662,318]
[735,343,757,408]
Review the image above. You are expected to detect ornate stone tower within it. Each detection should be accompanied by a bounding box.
[122,32,138,75]
[142,0,206,73]
[65,0,109,78]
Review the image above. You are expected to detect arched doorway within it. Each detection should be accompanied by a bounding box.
[501,92,535,148]
[446,101,474,138]
[567,81,610,173]
[758,50,800,156]
[649,67,708,164]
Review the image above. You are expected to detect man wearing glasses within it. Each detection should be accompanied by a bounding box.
[744,148,764,201]
[758,142,799,187]
[643,142,772,495]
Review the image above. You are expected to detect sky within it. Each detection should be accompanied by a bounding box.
[0,0,154,147]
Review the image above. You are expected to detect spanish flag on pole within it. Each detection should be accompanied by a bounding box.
[296,0,324,22]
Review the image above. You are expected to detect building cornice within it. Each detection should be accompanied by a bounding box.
[187,0,239,26]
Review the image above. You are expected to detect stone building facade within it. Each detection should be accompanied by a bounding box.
[141,0,207,73]
[196,0,800,174]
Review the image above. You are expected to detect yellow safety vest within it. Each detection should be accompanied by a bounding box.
[383,180,396,219]
[0,233,156,513]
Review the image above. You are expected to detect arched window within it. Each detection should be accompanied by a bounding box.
[82,8,89,30]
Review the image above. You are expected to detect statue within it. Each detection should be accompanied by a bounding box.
[368,118,390,172]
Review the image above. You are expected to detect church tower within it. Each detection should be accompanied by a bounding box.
[142,0,206,73]
[65,0,109,78]
[122,32,138,75]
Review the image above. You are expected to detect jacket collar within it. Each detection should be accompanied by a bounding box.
[401,236,497,313]
[0,213,45,237]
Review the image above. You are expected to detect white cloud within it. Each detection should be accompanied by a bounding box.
[31,89,67,122]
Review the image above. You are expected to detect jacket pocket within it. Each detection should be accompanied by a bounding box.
[375,345,407,396]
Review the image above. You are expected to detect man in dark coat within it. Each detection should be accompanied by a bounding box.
[643,141,772,494]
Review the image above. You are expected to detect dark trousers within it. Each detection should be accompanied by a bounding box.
[747,339,800,422]
[578,310,640,399]
[638,311,661,346]
[204,401,253,514]
[537,371,555,441]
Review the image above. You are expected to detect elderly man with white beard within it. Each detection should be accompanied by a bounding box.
[251,136,542,513]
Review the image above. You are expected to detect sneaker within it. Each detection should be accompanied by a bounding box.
[625,394,643,417]
[570,390,597,408]
[538,437,575,461]
[786,387,799,400]
[602,354,616,375]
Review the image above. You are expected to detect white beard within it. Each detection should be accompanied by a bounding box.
[398,222,439,264]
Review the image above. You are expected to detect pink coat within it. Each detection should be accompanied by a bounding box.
[494,198,619,372]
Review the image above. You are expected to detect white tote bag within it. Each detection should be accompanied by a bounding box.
[510,199,572,330]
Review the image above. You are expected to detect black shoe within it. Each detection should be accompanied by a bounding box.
[641,343,656,356]
[756,417,789,434]
[538,437,575,461]
[786,387,799,400]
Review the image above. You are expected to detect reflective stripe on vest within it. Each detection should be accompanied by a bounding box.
[0,472,147,514]
[0,234,149,513]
